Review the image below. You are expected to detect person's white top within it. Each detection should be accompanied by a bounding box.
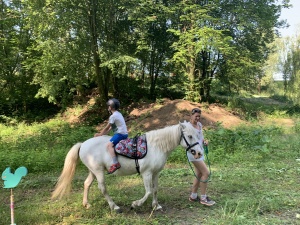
[109,111,128,135]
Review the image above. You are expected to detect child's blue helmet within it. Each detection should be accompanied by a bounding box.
[107,98,120,110]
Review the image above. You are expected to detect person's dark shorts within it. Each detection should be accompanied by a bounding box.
[110,133,128,145]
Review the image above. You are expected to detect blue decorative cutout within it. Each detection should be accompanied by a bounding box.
[2,167,28,189]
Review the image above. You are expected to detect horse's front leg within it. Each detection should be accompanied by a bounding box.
[83,171,95,209]
[131,172,152,209]
[95,170,121,212]
[152,173,162,210]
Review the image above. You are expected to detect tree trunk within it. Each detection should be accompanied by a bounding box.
[200,50,208,101]
[89,0,107,106]
[149,49,156,99]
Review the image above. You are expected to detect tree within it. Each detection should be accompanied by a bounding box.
[23,0,94,106]
[170,1,233,101]
[284,35,300,104]
[0,0,292,119]
[0,0,39,115]
[215,0,288,95]
[170,0,288,101]
[129,0,176,99]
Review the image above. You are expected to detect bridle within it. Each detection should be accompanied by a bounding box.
[180,131,200,156]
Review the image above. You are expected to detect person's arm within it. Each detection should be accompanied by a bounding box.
[199,122,209,145]
[94,122,111,137]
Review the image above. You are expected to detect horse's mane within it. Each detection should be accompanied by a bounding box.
[146,123,182,153]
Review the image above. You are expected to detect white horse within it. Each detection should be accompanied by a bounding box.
[51,121,203,212]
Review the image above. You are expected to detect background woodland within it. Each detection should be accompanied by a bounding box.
[1,0,300,121]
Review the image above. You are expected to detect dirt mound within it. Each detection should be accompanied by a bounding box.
[67,97,297,133]
[125,99,244,132]
[64,98,246,131]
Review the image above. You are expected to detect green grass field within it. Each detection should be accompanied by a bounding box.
[0,101,299,225]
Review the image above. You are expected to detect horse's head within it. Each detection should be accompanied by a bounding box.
[179,122,203,159]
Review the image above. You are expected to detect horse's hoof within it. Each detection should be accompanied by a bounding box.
[84,203,91,209]
[114,208,122,213]
[131,203,137,210]
[155,205,163,211]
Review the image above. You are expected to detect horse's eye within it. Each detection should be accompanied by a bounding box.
[188,135,192,139]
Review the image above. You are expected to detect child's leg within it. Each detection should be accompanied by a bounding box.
[107,142,118,163]
[107,134,127,174]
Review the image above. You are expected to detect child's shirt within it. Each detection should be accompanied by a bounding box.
[109,111,128,135]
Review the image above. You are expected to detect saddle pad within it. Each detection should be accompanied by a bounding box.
[115,135,147,159]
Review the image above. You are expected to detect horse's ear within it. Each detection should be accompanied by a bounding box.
[179,122,186,129]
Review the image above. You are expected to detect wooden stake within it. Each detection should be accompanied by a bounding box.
[10,189,15,225]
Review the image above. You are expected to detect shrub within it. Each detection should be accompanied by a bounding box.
[204,124,283,162]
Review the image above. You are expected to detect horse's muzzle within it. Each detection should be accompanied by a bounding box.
[190,149,202,159]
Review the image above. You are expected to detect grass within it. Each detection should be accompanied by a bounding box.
[0,113,300,224]
[1,146,299,225]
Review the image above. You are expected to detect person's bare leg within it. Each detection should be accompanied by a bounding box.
[192,160,215,206]
[107,142,116,159]
[191,173,201,194]
[107,142,120,174]
[192,161,209,194]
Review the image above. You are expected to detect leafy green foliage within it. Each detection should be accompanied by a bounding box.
[265,34,300,106]
[168,146,187,163]
[205,124,282,160]
[1,0,292,121]
[0,120,95,172]
[0,0,42,117]
[283,37,300,105]
[169,123,283,164]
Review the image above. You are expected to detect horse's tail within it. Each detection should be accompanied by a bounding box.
[51,143,82,200]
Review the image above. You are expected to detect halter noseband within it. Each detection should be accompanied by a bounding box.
[180,131,200,154]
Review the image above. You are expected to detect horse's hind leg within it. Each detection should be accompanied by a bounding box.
[83,171,95,209]
[152,173,162,210]
[131,172,152,209]
[95,170,121,212]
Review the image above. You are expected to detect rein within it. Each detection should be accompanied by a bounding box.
[186,144,211,183]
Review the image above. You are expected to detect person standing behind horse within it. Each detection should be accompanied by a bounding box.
[94,98,128,174]
[187,108,215,206]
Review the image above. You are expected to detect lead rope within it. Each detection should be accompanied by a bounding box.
[186,145,211,183]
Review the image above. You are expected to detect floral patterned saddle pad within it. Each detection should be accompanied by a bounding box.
[114,134,147,159]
